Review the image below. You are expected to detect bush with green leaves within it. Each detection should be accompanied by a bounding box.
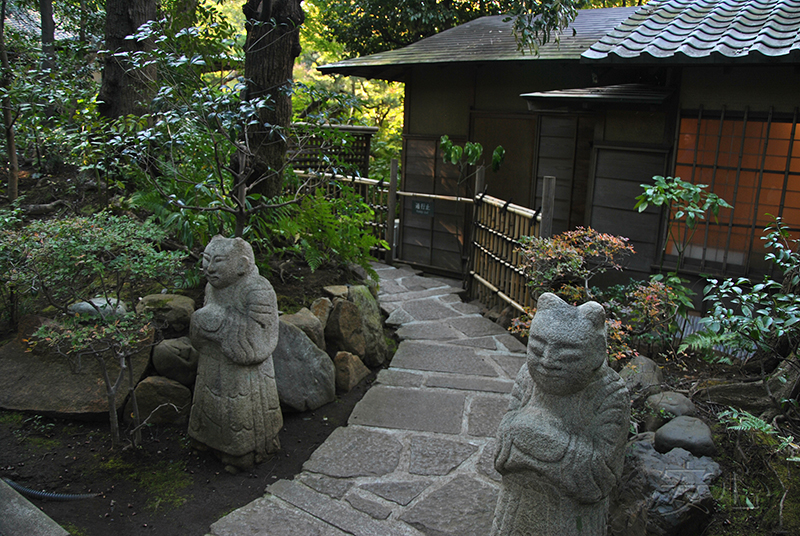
[686,218,800,368]
[0,212,185,448]
[264,184,389,278]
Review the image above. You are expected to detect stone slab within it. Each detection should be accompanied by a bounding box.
[396,322,463,341]
[360,480,432,506]
[392,342,498,377]
[209,495,347,536]
[0,478,69,536]
[408,435,479,476]
[376,369,425,388]
[268,480,420,536]
[447,316,509,337]
[468,395,511,438]
[345,492,393,520]
[477,440,502,482]
[425,374,513,394]
[449,337,498,350]
[401,299,462,321]
[303,427,403,478]
[491,354,527,380]
[297,474,354,500]
[399,475,498,536]
[0,334,151,418]
[380,287,461,303]
[495,334,527,353]
[348,386,466,434]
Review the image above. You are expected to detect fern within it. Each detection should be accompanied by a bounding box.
[678,328,742,365]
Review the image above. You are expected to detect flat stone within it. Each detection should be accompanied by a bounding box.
[655,416,717,457]
[409,436,478,476]
[403,275,453,291]
[378,279,409,296]
[303,427,403,478]
[268,480,415,536]
[451,301,483,315]
[396,322,463,341]
[209,496,347,536]
[447,316,508,337]
[376,369,425,388]
[380,287,461,303]
[401,299,462,321]
[426,374,513,394]
[495,334,527,353]
[392,342,498,377]
[360,480,432,506]
[491,354,527,379]
[68,297,127,318]
[0,333,151,418]
[386,307,415,326]
[400,475,498,536]
[467,395,511,437]
[349,386,466,434]
[380,302,401,315]
[345,493,393,520]
[449,337,498,350]
[0,478,70,536]
[297,474,354,500]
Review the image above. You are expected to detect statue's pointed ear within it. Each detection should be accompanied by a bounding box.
[578,301,605,329]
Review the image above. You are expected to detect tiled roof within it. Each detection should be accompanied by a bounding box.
[582,0,800,63]
[319,7,638,81]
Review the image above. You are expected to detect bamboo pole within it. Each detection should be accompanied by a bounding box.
[386,159,398,264]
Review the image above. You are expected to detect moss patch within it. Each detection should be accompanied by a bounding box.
[98,455,193,511]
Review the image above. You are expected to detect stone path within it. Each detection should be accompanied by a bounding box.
[207,263,527,536]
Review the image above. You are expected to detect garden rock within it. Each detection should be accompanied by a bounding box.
[654,416,716,457]
[609,434,720,536]
[644,391,696,431]
[323,285,349,299]
[135,294,195,333]
[620,355,664,406]
[348,285,389,367]
[325,298,367,359]
[68,297,127,318]
[152,337,199,386]
[310,297,333,328]
[694,369,794,419]
[124,376,191,425]
[273,320,335,412]
[334,351,370,393]
[0,330,152,418]
[280,308,325,351]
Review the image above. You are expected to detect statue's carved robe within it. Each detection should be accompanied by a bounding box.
[492,363,629,536]
[188,272,282,459]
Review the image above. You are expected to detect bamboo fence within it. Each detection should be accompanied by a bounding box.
[468,194,541,314]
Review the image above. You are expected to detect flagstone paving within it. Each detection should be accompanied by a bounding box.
[207,263,527,536]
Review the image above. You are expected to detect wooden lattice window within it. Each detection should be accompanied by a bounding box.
[673,108,800,277]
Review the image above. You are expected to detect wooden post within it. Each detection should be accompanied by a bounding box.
[541,175,556,238]
[386,159,399,264]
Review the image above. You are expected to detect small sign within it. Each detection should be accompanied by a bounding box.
[411,199,434,216]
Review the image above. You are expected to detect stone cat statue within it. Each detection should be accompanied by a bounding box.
[492,293,630,536]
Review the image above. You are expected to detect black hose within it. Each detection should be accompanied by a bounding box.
[2,478,99,501]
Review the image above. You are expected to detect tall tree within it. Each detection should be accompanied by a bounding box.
[241,0,305,199]
[0,0,18,201]
[97,0,157,118]
[39,0,54,70]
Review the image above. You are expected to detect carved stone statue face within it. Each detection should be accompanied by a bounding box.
[527,293,607,396]
[201,236,253,289]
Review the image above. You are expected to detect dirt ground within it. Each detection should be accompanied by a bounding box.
[0,373,377,536]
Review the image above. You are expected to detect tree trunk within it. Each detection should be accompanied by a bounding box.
[242,0,304,199]
[40,0,55,71]
[0,0,18,201]
[97,0,158,118]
